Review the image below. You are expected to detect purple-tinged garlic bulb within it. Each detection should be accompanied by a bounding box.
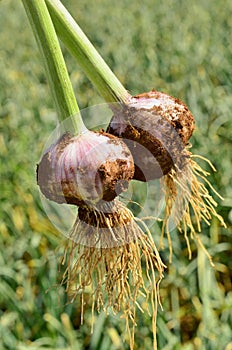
[37,130,134,206]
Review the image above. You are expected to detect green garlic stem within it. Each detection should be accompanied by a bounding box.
[45,0,131,106]
[22,0,86,134]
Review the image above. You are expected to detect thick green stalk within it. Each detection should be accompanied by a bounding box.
[45,0,131,105]
[22,0,86,134]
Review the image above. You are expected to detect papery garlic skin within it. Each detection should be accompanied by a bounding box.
[37,130,134,206]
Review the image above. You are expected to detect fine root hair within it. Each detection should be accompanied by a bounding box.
[60,200,165,350]
[160,152,226,265]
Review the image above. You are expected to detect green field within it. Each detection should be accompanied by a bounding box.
[0,1,231,349]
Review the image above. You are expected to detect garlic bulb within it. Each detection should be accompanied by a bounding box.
[107,89,195,181]
[37,130,134,206]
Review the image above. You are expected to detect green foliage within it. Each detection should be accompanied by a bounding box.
[0,0,231,349]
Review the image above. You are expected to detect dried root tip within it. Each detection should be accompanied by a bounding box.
[71,200,139,248]
[61,200,165,350]
[161,154,226,265]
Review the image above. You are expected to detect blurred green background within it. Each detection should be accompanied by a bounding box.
[0,0,232,349]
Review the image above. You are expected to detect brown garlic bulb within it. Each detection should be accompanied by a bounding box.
[107,89,195,181]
